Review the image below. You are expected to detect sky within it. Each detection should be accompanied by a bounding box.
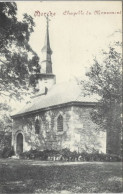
[16,1,122,83]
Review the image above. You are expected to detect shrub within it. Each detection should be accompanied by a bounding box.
[2,146,15,158]
[19,148,122,162]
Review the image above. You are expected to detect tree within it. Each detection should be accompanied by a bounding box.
[0,2,41,153]
[0,103,12,152]
[0,2,40,100]
[82,42,122,154]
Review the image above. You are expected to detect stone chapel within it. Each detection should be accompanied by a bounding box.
[11,18,120,156]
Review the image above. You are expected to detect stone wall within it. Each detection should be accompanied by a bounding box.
[12,106,72,153]
[12,105,106,154]
[67,106,106,153]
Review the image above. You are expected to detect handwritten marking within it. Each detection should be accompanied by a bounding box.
[34,11,56,17]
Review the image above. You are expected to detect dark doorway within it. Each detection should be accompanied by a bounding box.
[16,133,23,155]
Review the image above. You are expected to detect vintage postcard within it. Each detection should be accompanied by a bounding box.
[0,1,122,193]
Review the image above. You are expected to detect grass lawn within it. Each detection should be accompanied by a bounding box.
[0,159,122,193]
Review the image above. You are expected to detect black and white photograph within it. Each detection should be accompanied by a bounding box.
[0,1,122,193]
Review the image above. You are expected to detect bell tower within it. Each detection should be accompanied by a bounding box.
[35,16,56,95]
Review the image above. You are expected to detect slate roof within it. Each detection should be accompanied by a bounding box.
[11,81,99,118]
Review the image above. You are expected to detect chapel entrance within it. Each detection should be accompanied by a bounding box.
[16,133,23,155]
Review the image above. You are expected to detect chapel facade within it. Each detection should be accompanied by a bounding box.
[11,18,121,156]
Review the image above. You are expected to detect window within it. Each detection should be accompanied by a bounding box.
[57,115,63,132]
[35,119,40,134]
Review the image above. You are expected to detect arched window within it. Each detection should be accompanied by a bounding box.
[35,119,40,134]
[57,115,63,132]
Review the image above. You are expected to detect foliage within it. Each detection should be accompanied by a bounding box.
[0,2,40,100]
[20,148,121,162]
[0,103,12,152]
[1,146,14,158]
[0,131,12,152]
[0,103,12,132]
[82,43,122,134]
[0,3,41,150]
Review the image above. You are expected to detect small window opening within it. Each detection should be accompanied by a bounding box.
[57,115,63,132]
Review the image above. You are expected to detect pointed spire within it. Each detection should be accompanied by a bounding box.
[42,16,52,54]
[41,16,53,74]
